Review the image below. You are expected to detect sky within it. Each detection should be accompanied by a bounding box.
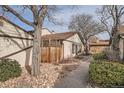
[2,5,110,40]
[44,6,100,32]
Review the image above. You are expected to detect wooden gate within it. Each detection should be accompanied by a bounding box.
[41,46,63,63]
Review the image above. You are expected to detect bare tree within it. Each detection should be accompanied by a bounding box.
[97,5,124,61]
[0,5,59,76]
[69,14,104,55]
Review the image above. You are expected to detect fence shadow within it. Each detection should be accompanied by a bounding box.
[0,26,33,74]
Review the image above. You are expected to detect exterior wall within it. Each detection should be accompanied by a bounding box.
[81,44,84,52]
[119,38,124,60]
[0,19,33,67]
[42,28,52,36]
[90,45,109,54]
[63,41,72,59]
[63,34,82,59]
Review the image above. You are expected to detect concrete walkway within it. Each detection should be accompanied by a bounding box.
[53,62,90,88]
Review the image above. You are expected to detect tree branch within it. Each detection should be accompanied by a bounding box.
[39,5,48,22]
[2,5,35,28]
[119,6,124,17]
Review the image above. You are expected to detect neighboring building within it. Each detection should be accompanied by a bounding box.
[88,36,99,43]
[88,36,109,54]
[42,28,52,35]
[90,25,124,58]
[89,40,109,54]
[92,25,124,60]
[27,28,52,36]
[41,32,83,63]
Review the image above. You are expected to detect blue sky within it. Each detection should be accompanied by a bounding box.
[44,6,100,32]
[45,5,109,40]
[3,5,109,40]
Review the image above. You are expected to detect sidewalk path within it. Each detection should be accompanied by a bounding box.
[53,62,90,88]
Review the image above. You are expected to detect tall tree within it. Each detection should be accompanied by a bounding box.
[1,5,58,76]
[97,5,124,61]
[69,14,104,55]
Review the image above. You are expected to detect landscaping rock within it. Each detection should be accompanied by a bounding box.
[0,60,80,88]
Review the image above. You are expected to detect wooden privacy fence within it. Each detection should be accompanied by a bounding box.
[41,46,63,63]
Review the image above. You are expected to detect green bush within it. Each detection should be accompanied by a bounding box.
[0,58,22,82]
[89,61,124,87]
[93,52,107,60]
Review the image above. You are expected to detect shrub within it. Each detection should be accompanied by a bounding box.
[93,52,107,60]
[103,47,120,61]
[89,61,124,87]
[0,58,22,82]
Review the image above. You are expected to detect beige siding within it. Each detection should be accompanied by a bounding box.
[0,19,33,67]
[67,34,82,43]
[0,20,32,39]
[63,41,72,58]
[5,46,32,67]
[42,28,51,36]
[63,34,82,59]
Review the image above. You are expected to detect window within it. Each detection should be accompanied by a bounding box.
[75,45,77,55]
[72,44,81,55]
[72,44,75,54]
[77,45,81,53]
[42,40,49,47]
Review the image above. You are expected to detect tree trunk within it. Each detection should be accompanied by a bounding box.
[109,6,121,61]
[110,29,120,61]
[32,25,41,76]
[84,41,90,55]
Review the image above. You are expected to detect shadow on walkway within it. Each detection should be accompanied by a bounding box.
[53,61,90,88]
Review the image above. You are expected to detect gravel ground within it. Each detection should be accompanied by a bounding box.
[0,58,80,88]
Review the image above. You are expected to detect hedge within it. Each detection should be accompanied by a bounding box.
[89,61,124,87]
[92,52,108,60]
[0,58,22,82]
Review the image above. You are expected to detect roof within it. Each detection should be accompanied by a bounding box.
[0,16,33,37]
[90,40,109,46]
[41,32,77,40]
[99,40,110,42]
